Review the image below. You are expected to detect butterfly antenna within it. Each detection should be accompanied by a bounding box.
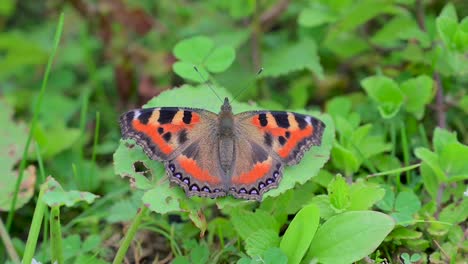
[193,66,223,103]
[232,67,263,102]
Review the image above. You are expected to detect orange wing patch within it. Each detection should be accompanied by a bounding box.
[232,157,272,184]
[177,155,221,184]
[132,119,174,155]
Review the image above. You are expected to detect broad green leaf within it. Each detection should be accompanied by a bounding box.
[371,15,421,48]
[280,203,320,264]
[331,143,360,175]
[42,177,99,207]
[245,229,280,257]
[326,0,395,41]
[263,38,323,79]
[173,61,210,83]
[305,211,395,264]
[263,248,288,264]
[348,181,385,210]
[415,147,446,182]
[439,199,468,225]
[33,123,81,158]
[391,191,421,225]
[440,142,468,181]
[0,100,35,211]
[298,6,337,27]
[420,163,439,200]
[433,127,458,154]
[173,36,213,64]
[375,185,394,212]
[325,32,370,58]
[190,243,209,263]
[205,46,235,73]
[113,139,164,190]
[328,176,350,211]
[459,95,468,114]
[361,75,403,118]
[436,3,458,48]
[400,75,434,119]
[142,183,182,214]
[230,208,280,240]
[454,17,468,50]
[310,195,335,220]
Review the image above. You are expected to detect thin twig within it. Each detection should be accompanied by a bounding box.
[260,0,291,31]
[434,73,447,129]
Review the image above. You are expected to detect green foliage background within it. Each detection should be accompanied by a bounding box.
[0,1,467,263]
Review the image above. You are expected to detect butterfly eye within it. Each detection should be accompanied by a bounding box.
[273,171,280,178]
[168,164,176,172]
[173,173,182,179]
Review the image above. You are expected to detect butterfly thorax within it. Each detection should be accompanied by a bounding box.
[218,98,235,175]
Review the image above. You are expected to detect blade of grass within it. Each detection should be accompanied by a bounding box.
[35,142,50,254]
[112,205,148,264]
[22,183,48,264]
[367,163,421,178]
[6,13,65,230]
[50,206,64,264]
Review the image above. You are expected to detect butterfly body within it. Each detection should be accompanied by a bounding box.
[120,97,325,201]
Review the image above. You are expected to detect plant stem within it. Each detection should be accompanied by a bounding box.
[6,12,65,230]
[0,218,20,264]
[50,206,64,264]
[22,184,47,264]
[112,205,148,264]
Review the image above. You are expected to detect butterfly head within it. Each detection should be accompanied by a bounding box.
[221,97,232,113]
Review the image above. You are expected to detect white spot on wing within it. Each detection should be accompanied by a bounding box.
[133,110,141,119]
[305,116,312,125]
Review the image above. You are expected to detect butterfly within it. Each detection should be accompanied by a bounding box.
[120,97,325,201]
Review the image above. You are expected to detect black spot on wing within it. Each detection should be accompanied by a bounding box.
[278,136,286,145]
[138,110,153,124]
[258,113,268,127]
[273,113,290,128]
[183,111,192,124]
[158,127,164,134]
[285,131,290,138]
[264,133,273,147]
[162,132,172,142]
[158,108,178,124]
[295,114,308,130]
[178,129,188,144]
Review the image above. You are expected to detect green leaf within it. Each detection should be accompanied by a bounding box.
[400,75,434,119]
[436,3,458,48]
[391,191,421,225]
[0,100,35,211]
[280,203,320,264]
[331,142,360,175]
[190,243,209,264]
[263,38,323,79]
[33,123,81,158]
[230,209,280,240]
[440,142,468,181]
[263,248,288,264]
[245,229,280,257]
[173,36,214,64]
[348,181,385,210]
[328,176,350,211]
[298,6,337,27]
[361,75,404,118]
[205,46,235,73]
[173,61,210,83]
[375,185,394,212]
[305,211,395,264]
[433,127,458,154]
[142,183,181,214]
[454,17,468,50]
[420,163,439,200]
[172,36,236,81]
[414,147,446,182]
[42,177,99,207]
